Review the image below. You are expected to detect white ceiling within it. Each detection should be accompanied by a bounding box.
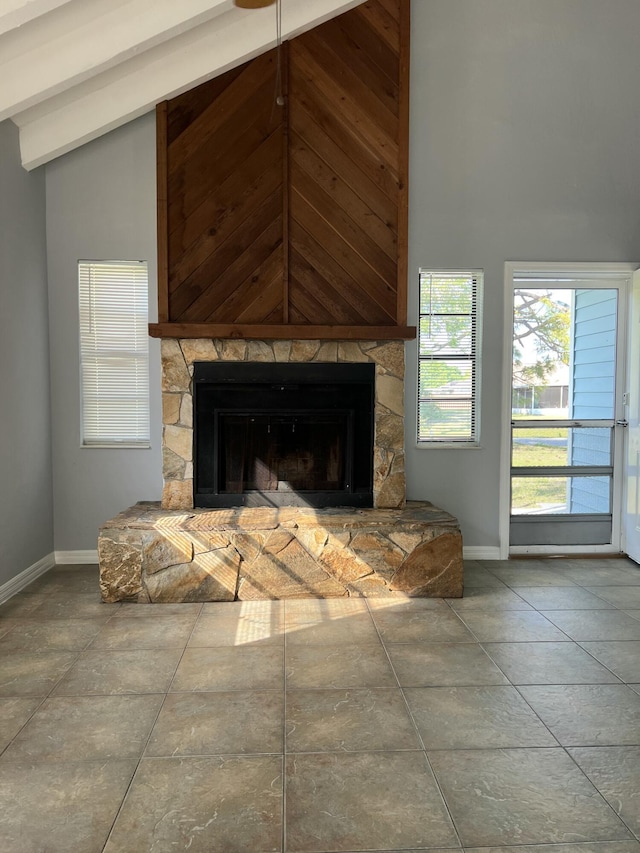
[0,0,365,170]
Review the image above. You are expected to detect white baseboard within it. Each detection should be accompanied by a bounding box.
[54,550,99,565]
[463,546,502,561]
[0,552,56,604]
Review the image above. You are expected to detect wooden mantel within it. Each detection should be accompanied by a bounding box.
[154,0,413,342]
[149,323,415,340]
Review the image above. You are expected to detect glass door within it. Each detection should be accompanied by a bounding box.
[509,274,628,548]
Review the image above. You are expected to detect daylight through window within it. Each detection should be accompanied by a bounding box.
[79,260,150,447]
[418,270,483,444]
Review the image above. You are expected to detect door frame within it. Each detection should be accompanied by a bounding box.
[499,261,635,559]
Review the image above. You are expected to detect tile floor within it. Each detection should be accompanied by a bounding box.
[0,557,639,852]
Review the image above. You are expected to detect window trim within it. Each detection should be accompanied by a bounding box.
[78,259,151,449]
[417,268,483,448]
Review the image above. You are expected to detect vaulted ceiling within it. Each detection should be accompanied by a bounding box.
[0,0,366,170]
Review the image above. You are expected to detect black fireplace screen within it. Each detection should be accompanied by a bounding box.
[193,362,374,508]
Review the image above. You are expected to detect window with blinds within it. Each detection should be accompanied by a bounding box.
[418,270,483,445]
[79,260,150,447]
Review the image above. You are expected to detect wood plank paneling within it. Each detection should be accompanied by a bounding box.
[289,222,388,325]
[166,49,285,325]
[170,188,282,320]
[181,216,283,323]
[166,67,245,146]
[169,130,282,289]
[157,0,412,339]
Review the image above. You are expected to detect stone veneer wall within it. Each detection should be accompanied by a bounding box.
[161,339,405,511]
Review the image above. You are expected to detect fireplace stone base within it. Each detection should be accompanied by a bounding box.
[98,502,463,602]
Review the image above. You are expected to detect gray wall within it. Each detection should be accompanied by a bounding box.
[405,0,640,548]
[0,120,53,584]
[39,0,640,552]
[46,113,162,552]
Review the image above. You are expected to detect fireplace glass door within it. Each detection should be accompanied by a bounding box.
[193,362,374,508]
[219,411,352,494]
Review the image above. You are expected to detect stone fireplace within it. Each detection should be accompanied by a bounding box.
[160,338,407,512]
[98,336,464,602]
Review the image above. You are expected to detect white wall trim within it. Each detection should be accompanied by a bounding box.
[499,263,517,560]
[463,546,501,560]
[54,550,99,565]
[0,552,55,604]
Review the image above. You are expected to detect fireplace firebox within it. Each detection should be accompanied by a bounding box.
[193,362,375,508]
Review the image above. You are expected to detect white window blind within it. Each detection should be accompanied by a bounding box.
[418,270,483,444]
[79,260,150,447]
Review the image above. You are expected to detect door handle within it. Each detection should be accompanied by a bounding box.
[616,420,629,427]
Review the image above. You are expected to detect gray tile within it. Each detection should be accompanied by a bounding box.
[580,641,640,683]
[0,650,78,696]
[0,594,48,619]
[286,643,397,689]
[103,755,282,853]
[514,586,615,610]
[285,598,368,626]
[483,642,621,685]
[520,684,640,746]
[52,648,182,695]
[478,559,551,573]
[585,586,640,609]
[0,621,16,639]
[456,611,569,642]
[569,746,640,837]
[371,609,474,643]
[0,618,105,651]
[26,570,100,597]
[146,690,284,756]
[89,613,198,649]
[5,694,163,761]
[405,686,557,749]
[189,601,284,647]
[561,565,640,586]
[459,567,508,589]
[366,596,448,612]
[446,587,532,610]
[428,748,632,847]
[482,566,577,587]
[285,751,458,852]
[541,609,640,641]
[0,759,136,853]
[171,645,284,692]
[465,844,640,853]
[387,642,508,687]
[114,602,202,618]
[286,688,420,752]
[0,697,41,752]
[302,849,459,853]
[563,558,639,570]
[30,596,118,619]
[285,610,380,646]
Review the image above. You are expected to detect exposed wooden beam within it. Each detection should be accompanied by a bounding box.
[15,0,366,170]
[0,0,74,37]
[0,0,233,121]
